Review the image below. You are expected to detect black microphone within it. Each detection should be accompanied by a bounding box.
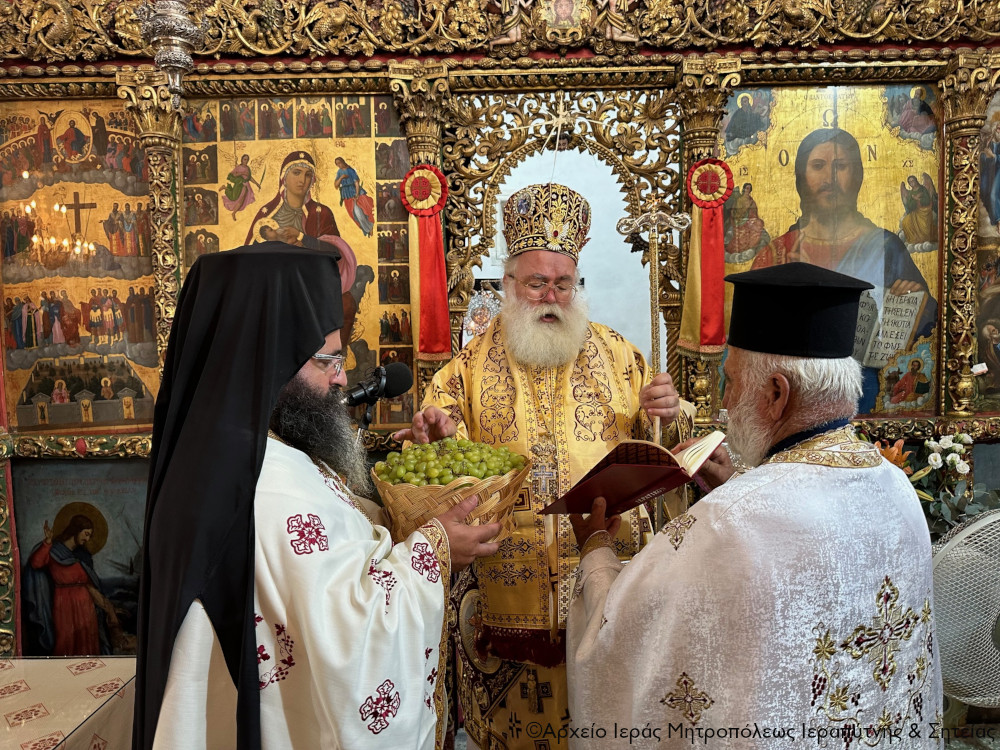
[345,362,413,407]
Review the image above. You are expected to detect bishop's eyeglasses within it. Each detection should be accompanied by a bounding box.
[311,352,346,376]
[505,274,578,301]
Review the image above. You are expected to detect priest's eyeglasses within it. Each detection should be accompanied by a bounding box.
[311,352,346,376]
[505,274,578,301]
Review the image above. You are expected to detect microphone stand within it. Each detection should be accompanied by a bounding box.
[354,366,387,434]
[359,403,376,434]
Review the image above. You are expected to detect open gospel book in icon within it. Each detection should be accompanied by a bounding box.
[539,430,727,516]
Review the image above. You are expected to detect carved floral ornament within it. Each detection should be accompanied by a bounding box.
[2,0,1000,62]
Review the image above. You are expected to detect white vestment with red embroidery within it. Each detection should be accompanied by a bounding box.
[567,427,944,748]
[153,436,451,749]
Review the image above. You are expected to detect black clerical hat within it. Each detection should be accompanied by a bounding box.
[725,262,874,358]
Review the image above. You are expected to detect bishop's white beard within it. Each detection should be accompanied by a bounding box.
[501,291,590,368]
[725,388,776,469]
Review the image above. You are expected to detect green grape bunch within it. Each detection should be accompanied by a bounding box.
[374,438,528,487]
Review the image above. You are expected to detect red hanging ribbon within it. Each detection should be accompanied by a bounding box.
[401,164,450,358]
[686,158,734,347]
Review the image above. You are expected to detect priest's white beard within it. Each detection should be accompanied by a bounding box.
[501,291,590,368]
[725,389,776,469]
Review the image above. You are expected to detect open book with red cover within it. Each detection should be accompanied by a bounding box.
[539,431,726,516]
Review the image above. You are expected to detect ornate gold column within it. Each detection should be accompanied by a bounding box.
[939,51,1000,416]
[675,55,741,423]
[389,61,451,167]
[118,0,201,368]
[0,468,13,656]
[389,61,453,401]
[117,70,184,368]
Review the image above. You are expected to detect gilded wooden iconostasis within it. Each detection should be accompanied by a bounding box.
[1,0,1000,657]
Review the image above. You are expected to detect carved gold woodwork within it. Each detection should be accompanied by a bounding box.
[675,56,741,422]
[361,430,402,453]
[0,469,11,657]
[676,56,742,163]
[416,359,448,409]
[684,357,717,427]
[3,1,1000,61]
[389,61,450,168]
[117,69,184,370]
[442,82,683,354]
[1,48,1000,448]
[8,434,153,459]
[939,52,1000,417]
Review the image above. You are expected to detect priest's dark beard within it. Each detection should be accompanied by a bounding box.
[270,376,373,496]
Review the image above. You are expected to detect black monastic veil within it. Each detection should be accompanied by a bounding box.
[133,243,344,750]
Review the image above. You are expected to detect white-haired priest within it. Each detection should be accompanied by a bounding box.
[566,262,943,749]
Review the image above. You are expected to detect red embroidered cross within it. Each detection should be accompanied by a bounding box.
[286,513,329,555]
[695,169,721,196]
[411,542,441,583]
[359,679,401,734]
[411,176,432,201]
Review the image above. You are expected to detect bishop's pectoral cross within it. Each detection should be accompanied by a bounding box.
[530,442,558,499]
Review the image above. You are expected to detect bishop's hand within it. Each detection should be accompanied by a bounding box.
[639,372,680,422]
[393,405,457,444]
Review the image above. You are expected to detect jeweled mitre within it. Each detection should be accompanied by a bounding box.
[503,183,591,262]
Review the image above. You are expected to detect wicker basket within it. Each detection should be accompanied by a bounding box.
[373,462,532,544]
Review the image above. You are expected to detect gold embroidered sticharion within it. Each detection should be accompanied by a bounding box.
[763,426,883,469]
[481,324,518,442]
[840,577,919,691]
[810,578,935,738]
[660,512,696,551]
[660,672,714,726]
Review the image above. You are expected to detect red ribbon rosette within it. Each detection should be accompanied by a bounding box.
[682,158,735,350]
[686,158,734,209]
[401,164,448,217]
[401,164,451,358]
